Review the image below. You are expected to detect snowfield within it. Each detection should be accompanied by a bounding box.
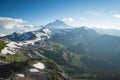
[1,47,15,54]
[6,42,22,48]
[33,62,45,69]
[1,42,22,55]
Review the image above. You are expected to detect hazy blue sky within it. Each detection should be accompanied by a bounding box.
[0,0,120,34]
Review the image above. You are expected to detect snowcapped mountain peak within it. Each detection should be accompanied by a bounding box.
[44,20,71,29]
[52,19,66,25]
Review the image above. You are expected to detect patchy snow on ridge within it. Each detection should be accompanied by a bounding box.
[1,47,15,54]
[16,73,25,77]
[1,32,50,55]
[1,30,51,55]
[21,40,35,46]
[20,31,50,46]
[29,68,39,72]
[7,42,21,48]
[1,42,22,55]
[33,62,45,69]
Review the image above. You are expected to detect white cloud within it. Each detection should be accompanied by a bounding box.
[16,24,35,28]
[16,24,38,33]
[0,33,6,37]
[62,17,74,22]
[113,14,120,18]
[0,17,25,29]
[79,17,86,21]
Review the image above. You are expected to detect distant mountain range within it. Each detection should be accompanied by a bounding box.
[93,27,120,36]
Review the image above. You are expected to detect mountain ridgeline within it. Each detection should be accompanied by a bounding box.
[1,20,120,79]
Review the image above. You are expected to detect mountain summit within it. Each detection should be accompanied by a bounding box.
[44,20,72,29]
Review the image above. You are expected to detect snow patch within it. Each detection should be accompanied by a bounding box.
[29,68,39,72]
[16,73,25,77]
[7,42,21,48]
[1,47,15,54]
[33,62,45,69]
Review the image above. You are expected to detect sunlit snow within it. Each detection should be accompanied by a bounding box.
[1,42,22,55]
[33,62,45,69]
[29,68,39,72]
[16,73,25,77]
